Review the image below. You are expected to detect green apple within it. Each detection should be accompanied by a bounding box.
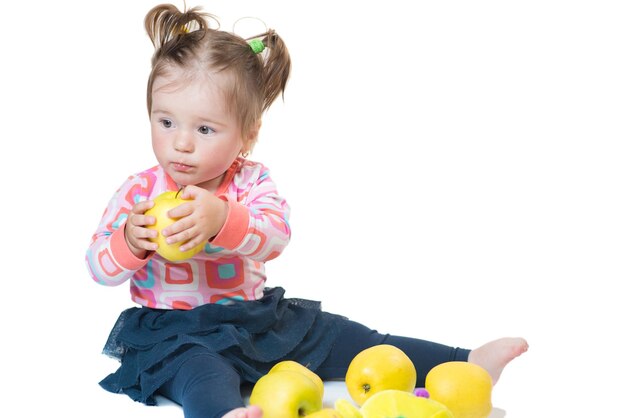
[144,191,205,261]
[249,370,323,418]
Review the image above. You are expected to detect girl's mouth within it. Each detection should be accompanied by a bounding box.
[172,162,193,172]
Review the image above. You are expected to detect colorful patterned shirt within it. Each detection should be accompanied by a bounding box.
[86,158,291,309]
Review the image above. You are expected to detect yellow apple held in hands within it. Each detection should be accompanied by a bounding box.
[145,191,205,261]
[345,345,417,406]
[249,370,323,418]
[269,360,325,398]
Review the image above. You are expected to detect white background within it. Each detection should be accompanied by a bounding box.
[1,0,625,416]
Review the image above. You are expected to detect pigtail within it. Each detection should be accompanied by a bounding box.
[145,4,218,112]
[257,30,291,111]
[144,4,213,52]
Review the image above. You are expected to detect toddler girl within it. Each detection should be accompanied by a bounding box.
[86,4,528,418]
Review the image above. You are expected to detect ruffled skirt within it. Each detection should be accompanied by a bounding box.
[99,287,345,405]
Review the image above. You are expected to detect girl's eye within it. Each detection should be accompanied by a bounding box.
[198,125,215,135]
[160,119,173,128]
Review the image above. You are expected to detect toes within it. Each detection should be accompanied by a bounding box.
[505,337,529,361]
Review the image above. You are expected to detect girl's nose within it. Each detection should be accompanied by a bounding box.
[174,131,194,152]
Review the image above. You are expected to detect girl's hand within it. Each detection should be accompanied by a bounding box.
[124,200,158,258]
[161,185,229,252]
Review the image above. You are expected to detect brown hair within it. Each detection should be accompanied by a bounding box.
[144,3,291,151]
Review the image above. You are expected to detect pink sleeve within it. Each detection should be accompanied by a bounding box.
[110,226,152,270]
[211,197,250,249]
[212,165,291,262]
[85,170,158,286]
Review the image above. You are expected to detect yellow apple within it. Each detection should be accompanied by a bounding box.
[269,360,325,398]
[144,191,205,261]
[360,390,454,418]
[425,361,492,418]
[345,345,417,406]
[249,370,323,418]
[305,409,342,418]
[334,399,363,418]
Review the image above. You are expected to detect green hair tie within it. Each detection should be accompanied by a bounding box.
[249,39,265,54]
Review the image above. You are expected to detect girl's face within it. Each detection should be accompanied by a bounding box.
[150,67,245,192]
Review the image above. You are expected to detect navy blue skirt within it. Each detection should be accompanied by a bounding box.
[100,287,345,405]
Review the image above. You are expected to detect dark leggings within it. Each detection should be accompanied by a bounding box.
[158,319,470,418]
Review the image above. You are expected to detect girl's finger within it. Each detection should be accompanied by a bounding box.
[133,200,155,214]
[162,216,193,238]
[133,214,156,227]
[167,201,193,219]
[135,226,158,239]
[179,184,202,200]
[179,234,204,252]
[139,240,159,252]
[165,226,195,245]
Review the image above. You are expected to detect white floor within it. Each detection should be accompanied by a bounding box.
[100,380,508,417]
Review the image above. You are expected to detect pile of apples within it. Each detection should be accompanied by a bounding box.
[249,344,493,418]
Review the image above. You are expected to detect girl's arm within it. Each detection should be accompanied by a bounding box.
[85,172,157,286]
[211,164,291,262]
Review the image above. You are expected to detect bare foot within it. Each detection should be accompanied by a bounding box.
[222,405,263,418]
[468,337,528,385]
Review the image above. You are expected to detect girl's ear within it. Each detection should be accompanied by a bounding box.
[250,119,262,140]
[242,120,262,155]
